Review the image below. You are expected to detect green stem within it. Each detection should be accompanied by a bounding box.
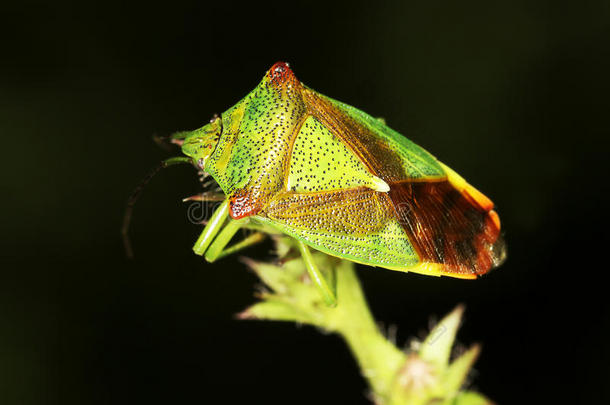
[330,261,405,398]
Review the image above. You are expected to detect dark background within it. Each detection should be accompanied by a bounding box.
[2,0,609,404]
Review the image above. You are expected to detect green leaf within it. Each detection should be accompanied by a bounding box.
[241,258,291,295]
[443,344,481,395]
[238,298,314,324]
[420,305,465,370]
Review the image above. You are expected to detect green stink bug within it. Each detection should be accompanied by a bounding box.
[124,62,506,306]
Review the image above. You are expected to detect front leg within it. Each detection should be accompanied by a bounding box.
[205,219,266,262]
[192,198,230,256]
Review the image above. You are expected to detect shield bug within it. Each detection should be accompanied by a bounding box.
[123,62,506,307]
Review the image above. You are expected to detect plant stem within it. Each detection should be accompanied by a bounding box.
[241,237,491,405]
[329,260,405,399]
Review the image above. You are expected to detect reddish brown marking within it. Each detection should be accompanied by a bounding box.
[266,61,298,88]
[388,180,505,276]
[229,189,264,219]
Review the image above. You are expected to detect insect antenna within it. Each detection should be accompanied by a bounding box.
[122,156,192,259]
[152,134,175,152]
[153,130,190,150]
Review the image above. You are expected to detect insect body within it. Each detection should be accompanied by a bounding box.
[129,62,506,306]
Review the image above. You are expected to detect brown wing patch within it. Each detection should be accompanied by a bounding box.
[388,180,505,277]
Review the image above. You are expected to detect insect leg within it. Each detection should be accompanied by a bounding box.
[192,198,230,256]
[204,220,266,262]
[296,240,337,307]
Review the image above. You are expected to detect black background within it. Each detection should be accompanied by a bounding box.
[2,0,609,404]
